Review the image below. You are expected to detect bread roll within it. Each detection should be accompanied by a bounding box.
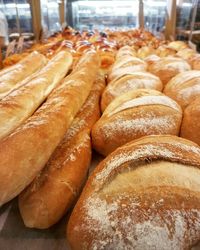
[148,56,191,85]
[167,41,188,51]
[101,72,163,112]
[176,48,196,60]
[137,46,155,59]
[0,50,72,141]
[188,54,200,70]
[0,52,47,99]
[18,73,105,229]
[115,46,136,59]
[156,45,177,57]
[0,52,100,206]
[181,98,200,145]
[67,135,200,249]
[92,89,182,155]
[108,57,147,82]
[164,70,200,110]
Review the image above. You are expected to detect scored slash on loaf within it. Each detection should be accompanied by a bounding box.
[0,51,100,206]
[92,89,182,156]
[67,135,200,249]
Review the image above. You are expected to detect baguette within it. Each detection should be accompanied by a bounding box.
[0,52,47,99]
[92,89,182,155]
[164,70,200,110]
[67,135,200,249]
[0,51,100,206]
[0,50,72,140]
[18,73,105,228]
[0,51,46,77]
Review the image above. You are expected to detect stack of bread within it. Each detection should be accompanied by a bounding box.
[0,37,200,249]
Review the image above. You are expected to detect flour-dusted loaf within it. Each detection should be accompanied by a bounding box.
[0,51,47,99]
[148,56,191,85]
[164,70,200,110]
[92,89,182,156]
[108,56,147,82]
[18,73,105,229]
[0,51,100,206]
[0,50,72,140]
[101,71,163,111]
[67,135,200,250]
[181,98,200,145]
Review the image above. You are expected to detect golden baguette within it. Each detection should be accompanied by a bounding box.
[0,52,47,98]
[18,73,105,228]
[67,135,200,249]
[0,50,72,141]
[0,51,46,77]
[0,51,100,206]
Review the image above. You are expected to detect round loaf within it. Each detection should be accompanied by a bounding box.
[156,45,177,57]
[188,54,200,70]
[176,48,196,61]
[167,41,188,51]
[67,135,200,250]
[108,57,147,82]
[164,70,200,110]
[137,46,156,59]
[101,72,163,112]
[148,56,191,85]
[181,98,200,145]
[92,89,182,155]
[116,46,137,59]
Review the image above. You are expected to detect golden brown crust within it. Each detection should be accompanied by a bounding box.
[148,56,191,85]
[18,73,105,228]
[181,98,200,145]
[0,52,47,99]
[0,52,100,206]
[101,72,163,112]
[0,51,72,141]
[92,89,182,156]
[164,70,200,110]
[67,135,200,250]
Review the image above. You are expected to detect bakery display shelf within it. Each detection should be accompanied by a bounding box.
[0,151,104,250]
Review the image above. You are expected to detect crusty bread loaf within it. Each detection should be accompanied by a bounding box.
[181,98,200,145]
[156,45,177,57]
[188,54,200,70]
[148,56,191,85]
[101,72,163,111]
[18,73,105,229]
[0,51,46,77]
[108,56,147,82]
[92,89,182,156]
[167,41,188,51]
[0,52,47,99]
[0,50,72,141]
[176,48,196,60]
[115,46,137,59]
[137,46,156,59]
[0,51,100,206]
[67,135,200,250]
[164,70,200,110]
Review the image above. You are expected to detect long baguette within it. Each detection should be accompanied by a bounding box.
[18,73,105,228]
[0,50,72,140]
[0,51,100,206]
[0,52,47,91]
